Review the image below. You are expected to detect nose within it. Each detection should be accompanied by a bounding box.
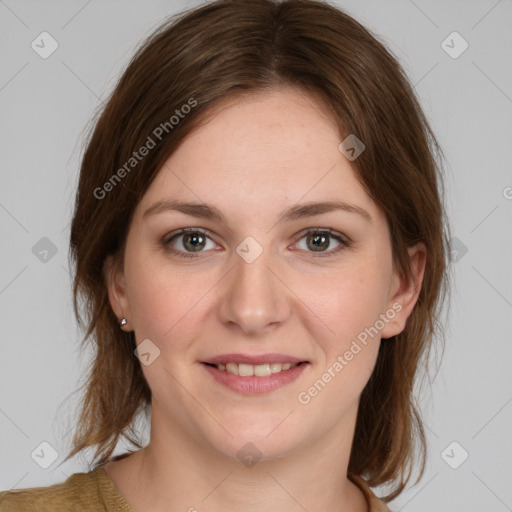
[218,243,291,335]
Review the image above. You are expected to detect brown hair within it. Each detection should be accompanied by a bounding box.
[63,0,451,501]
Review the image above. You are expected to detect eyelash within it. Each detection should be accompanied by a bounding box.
[162,227,351,260]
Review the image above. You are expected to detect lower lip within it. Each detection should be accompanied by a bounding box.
[201,362,309,395]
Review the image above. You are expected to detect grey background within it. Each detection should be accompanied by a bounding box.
[1,0,511,510]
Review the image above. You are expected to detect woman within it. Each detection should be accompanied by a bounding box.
[0,0,450,510]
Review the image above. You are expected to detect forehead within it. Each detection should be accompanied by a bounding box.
[138,88,382,225]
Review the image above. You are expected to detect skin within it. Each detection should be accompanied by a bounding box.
[103,87,426,512]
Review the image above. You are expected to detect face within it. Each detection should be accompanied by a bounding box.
[106,87,425,462]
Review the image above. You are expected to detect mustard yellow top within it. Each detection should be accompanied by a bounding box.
[0,468,390,511]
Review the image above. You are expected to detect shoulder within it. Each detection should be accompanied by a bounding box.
[350,474,392,512]
[0,469,105,512]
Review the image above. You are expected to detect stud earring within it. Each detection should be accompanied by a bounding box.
[119,318,127,329]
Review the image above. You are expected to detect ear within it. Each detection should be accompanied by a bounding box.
[380,242,427,339]
[103,254,132,331]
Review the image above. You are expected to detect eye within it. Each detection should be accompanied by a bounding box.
[162,228,218,259]
[293,228,351,257]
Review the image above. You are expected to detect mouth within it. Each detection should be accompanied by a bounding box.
[202,361,308,377]
[200,354,310,395]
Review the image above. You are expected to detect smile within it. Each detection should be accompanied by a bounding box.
[201,361,309,394]
[209,362,299,376]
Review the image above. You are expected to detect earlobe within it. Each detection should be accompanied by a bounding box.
[380,242,427,339]
[103,254,132,331]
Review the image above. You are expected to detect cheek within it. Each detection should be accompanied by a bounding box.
[125,250,220,344]
[294,259,391,349]
[294,265,387,408]
[298,269,386,408]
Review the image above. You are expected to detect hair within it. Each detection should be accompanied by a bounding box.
[63,0,451,502]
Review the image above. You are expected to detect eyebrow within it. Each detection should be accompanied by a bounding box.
[143,199,372,224]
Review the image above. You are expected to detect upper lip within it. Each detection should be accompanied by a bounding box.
[202,353,308,365]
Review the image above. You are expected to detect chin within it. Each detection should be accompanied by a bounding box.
[198,416,304,464]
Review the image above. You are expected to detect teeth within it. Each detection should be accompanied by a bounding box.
[216,362,299,376]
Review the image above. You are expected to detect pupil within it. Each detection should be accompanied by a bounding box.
[310,234,327,251]
[185,233,204,251]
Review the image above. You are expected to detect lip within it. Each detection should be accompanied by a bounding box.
[201,361,310,395]
[202,353,308,365]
